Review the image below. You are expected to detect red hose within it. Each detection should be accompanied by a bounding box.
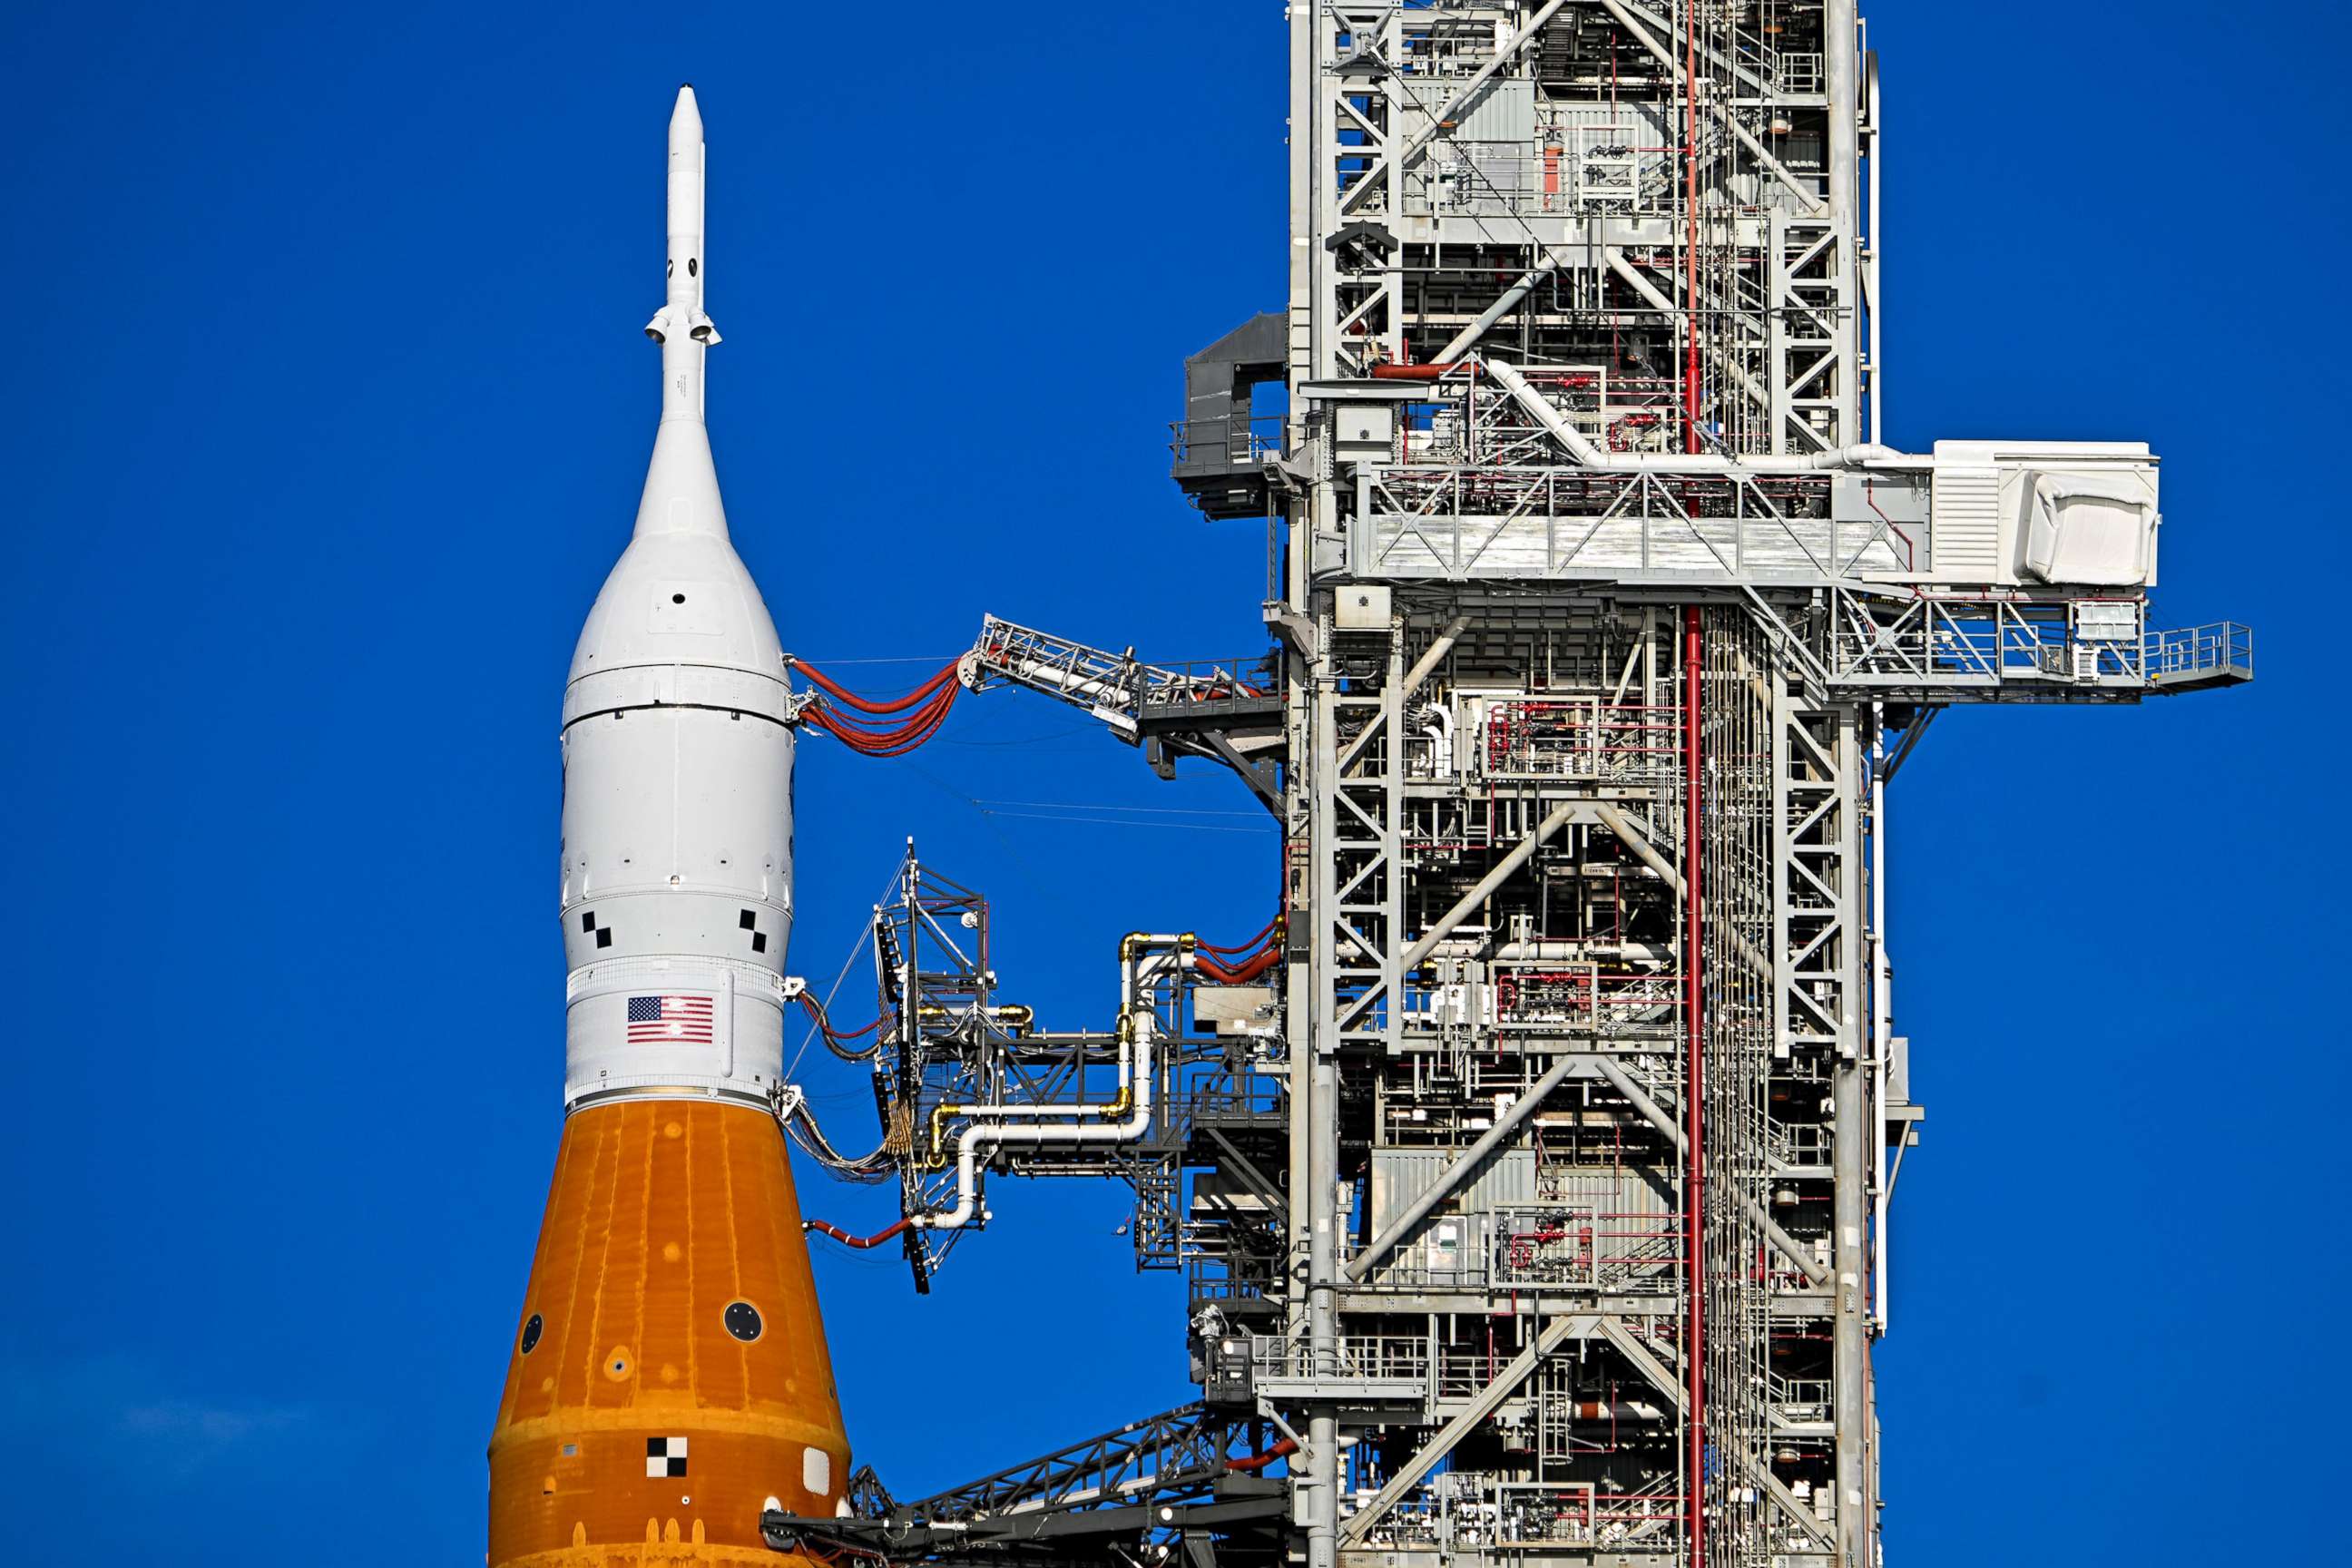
[805,1218,912,1250]
[796,659,960,715]
[1195,902,1286,985]
[794,989,880,1043]
[1225,1437,1298,1473]
[1196,945,1282,985]
[810,681,955,738]
[1196,912,1281,956]
[791,658,965,756]
[806,681,959,754]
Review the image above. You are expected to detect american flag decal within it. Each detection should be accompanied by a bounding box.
[627,994,715,1044]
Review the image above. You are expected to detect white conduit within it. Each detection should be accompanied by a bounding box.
[1434,252,1563,365]
[1421,707,1454,775]
[1479,356,1913,473]
[1563,1401,1672,1423]
[913,936,1181,1230]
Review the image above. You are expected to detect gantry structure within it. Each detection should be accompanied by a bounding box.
[766,7,2248,1568]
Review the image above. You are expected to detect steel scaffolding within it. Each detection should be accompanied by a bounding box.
[768,8,2247,1568]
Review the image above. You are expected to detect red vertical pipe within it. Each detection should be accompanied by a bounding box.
[1682,3,1701,453]
[1682,603,1705,1568]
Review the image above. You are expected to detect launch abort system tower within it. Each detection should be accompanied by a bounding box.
[765,7,2249,1568]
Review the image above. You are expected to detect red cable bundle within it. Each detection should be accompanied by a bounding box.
[1195,906,1286,985]
[793,988,880,1044]
[805,1217,912,1250]
[1196,944,1283,985]
[795,658,962,756]
[1196,911,1280,956]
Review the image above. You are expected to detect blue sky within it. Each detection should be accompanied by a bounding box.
[0,3,2339,1563]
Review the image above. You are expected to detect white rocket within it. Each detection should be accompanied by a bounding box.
[489,90,847,1567]
[556,84,796,1111]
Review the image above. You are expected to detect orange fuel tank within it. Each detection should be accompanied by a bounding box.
[487,1099,850,1566]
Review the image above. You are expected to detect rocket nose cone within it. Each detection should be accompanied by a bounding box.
[670,84,703,154]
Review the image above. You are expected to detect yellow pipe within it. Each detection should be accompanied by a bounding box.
[913,933,1176,1175]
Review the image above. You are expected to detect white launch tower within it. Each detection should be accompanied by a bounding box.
[756,10,2250,1568]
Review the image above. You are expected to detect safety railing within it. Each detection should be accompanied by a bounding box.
[1826,593,2255,696]
[1476,697,1686,786]
[2144,620,2253,688]
[1180,1071,1285,1123]
[1768,1119,1833,1170]
[967,616,1283,739]
[1767,1372,1833,1420]
[1395,969,1686,1041]
[1134,652,1279,713]
[1357,465,1908,583]
[1769,51,1826,93]
[1169,415,1286,472]
[1250,1332,1432,1390]
[1353,1471,1688,1549]
[1406,152,1671,220]
[1341,1208,1686,1294]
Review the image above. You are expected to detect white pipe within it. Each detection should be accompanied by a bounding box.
[913,937,1179,1230]
[1481,357,1610,465]
[1867,53,1884,446]
[1871,708,1891,1334]
[1401,615,1470,698]
[1494,940,1675,964]
[922,1019,1154,1230]
[1435,252,1562,364]
[1481,357,1912,473]
[1422,706,1455,775]
[944,946,1175,1118]
[1563,1401,1671,1423]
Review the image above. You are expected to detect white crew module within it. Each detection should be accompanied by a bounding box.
[557,86,794,1112]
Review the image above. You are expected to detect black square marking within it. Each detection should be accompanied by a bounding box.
[595,927,612,949]
[750,932,768,954]
[581,911,597,933]
[646,1436,689,1478]
[740,909,758,930]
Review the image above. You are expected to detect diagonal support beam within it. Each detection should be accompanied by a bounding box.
[1594,0,1827,217]
[1595,1316,1685,1414]
[1586,1056,1826,1288]
[1758,1465,1838,1552]
[1400,615,1470,701]
[1602,248,1776,421]
[1197,729,1284,814]
[1590,803,1774,978]
[1338,0,1573,215]
[1337,1314,1581,1545]
[1335,799,1577,1030]
[1586,1309,1837,1552]
[1202,1126,1286,1215]
[1344,1050,1583,1282]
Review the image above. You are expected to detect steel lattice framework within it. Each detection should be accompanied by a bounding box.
[766,9,2248,1568]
